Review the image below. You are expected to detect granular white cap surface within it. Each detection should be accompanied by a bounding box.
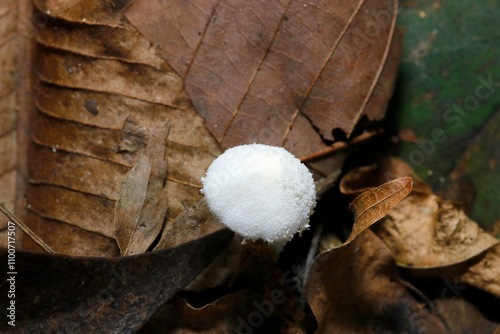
[201,144,316,243]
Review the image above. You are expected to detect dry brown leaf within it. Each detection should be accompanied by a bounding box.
[0,0,18,247]
[373,197,499,269]
[347,176,413,243]
[155,198,224,251]
[0,228,235,333]
[124,0,402,176]
[435,291,500,334]
[342,158,499,269]
[341,158,500,298]
[312,176,413,256]
[308,225,500,333]
[141,242,305,333]
[18,1,222,256]
[305,177,413,332]
[306,229,448,334]
[114,121,171,256]
[143,293,247,334]
[457,244,500,298]
[34,0,131,27]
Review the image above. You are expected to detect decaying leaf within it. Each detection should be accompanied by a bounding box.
[154,197,235,291]
[114,121,171,256]
[341,159,499,268]
[0,0,18,247]
[141,241,307,333]
[433,289,500,334]
[2,0,498,332]
[447,108,500,230]
[347,176,413,243]
[155,198,224,251]
[0,228,234,333]
[142,292,252,333]
[304,177,413,331]
[124,0,402,176]
[307,229,448,334]
[457,244,500,299]
[20,1,222,256]
[340,157,500,298]
[372,197,499,268]
[308,224,499,333]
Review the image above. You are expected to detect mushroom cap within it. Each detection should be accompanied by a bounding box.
[201,144,316,243]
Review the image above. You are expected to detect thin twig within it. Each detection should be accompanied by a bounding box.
[300,129,383,163]
[0,202,54,253]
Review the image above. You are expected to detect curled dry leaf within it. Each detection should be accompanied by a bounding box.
[448,109,500,230]
[307,230,499,333]
[124,0,402,176]
[346,176,413,243]
[20,1,222,256]
[0,229,234,333]
[340,157,500,298]
[372,197,499,268]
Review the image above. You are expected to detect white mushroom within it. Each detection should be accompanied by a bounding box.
[201,144,316,244]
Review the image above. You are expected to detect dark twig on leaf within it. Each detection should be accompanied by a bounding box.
[300,129,384,163]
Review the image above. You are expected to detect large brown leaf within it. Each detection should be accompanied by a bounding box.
[124,0,402,171]
[17,1,222,256]
[0,0,18,248]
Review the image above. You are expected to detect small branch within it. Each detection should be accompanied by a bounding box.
[0,202,54,253]
[300,129,383,163]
